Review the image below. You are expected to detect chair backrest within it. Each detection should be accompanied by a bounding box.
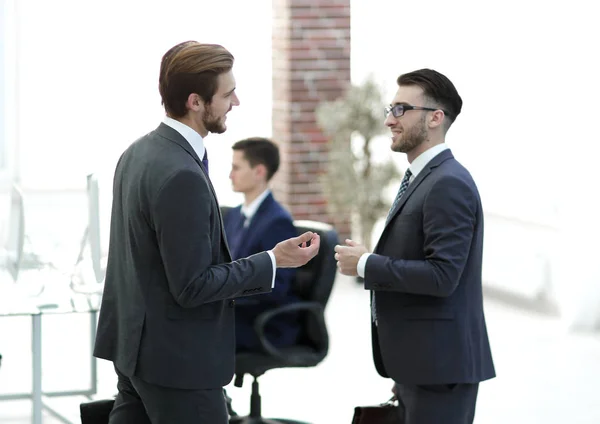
[292,220,339,349]
[292,220,338,306]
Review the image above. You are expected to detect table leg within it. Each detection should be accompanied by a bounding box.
[32,314,42,424]
[90,310,98,394]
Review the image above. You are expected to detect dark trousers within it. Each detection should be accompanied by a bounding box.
[109,365,228,424]
[395,383,479,424]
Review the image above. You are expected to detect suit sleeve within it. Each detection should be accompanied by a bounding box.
[152,169,273,308]
[261,217,297,302]
[364,175,477,297]
[235,216,297,305]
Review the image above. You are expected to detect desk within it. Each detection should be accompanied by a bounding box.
[0,289,100,424]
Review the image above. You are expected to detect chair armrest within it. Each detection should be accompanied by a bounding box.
[253,301,326,362]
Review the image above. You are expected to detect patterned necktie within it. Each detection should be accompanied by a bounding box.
[373,169,413,324]
[385,169,412,224]
[201,150,209,175]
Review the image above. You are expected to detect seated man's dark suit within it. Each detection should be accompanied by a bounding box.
[224,192,300,351]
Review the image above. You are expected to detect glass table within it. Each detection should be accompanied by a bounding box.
[0,282,102,424]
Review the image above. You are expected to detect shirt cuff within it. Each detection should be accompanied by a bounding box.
[267,250,276,288]
[357,253,370,278]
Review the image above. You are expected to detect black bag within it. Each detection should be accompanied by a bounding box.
[352,396,402,424]
[80,399,115,424]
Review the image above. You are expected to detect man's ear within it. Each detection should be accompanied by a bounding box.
[186,93,203,113]
[255,163,267,179]
[428,109,445,129]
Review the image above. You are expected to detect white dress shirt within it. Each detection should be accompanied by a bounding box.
[161,116,277,286]
[357,143,449,277]
[241,189,271,227]
[163,116,206,161]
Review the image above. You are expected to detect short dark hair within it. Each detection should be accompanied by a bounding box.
[159,41,234,118]
[397,69,462,128]
[232,137,280,181]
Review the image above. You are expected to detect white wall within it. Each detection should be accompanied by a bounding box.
[4,0,600,328]
[12,0,273,207]
[351,0,600,329]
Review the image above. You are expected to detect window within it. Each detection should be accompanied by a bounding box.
[0,0,17,187]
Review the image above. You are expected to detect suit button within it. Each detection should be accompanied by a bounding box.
[229,300,235,307]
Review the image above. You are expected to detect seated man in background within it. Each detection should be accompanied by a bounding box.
[224,137,301,352]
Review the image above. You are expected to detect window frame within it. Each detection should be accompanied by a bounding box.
[0,0,18,189]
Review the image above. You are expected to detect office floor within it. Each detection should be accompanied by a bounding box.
[1,273,600,423]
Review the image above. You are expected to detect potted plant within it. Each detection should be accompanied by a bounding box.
[316,76,401,259]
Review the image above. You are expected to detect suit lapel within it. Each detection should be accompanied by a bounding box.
[155,123,232,260]
[385,168,428,225]
[376,149,454,250]
[236,193,275,257]
[156,123,203,166]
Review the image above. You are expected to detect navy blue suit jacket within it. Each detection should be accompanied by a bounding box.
[367,149,495,385]
[224,193,300,351]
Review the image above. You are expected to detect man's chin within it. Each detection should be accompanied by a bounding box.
[208,124,227,134]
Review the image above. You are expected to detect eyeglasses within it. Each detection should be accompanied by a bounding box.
[384,104,449,118]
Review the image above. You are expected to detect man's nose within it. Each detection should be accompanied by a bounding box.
[384,113,396,127]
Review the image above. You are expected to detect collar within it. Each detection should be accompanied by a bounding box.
[409,143,449,180]
[162,116,205,160]
[241,189,271,221]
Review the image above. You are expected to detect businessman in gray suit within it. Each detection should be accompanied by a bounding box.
[335,69,495,424]
[93,41,320,424]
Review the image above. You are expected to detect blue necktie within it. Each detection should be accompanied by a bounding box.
[228,212,248,259]
[202,150,209,175]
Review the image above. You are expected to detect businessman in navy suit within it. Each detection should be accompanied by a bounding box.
[224,137,300,352]
[335,69,495,424]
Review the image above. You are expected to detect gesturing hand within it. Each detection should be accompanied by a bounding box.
[334,239,368,276]
[272,231,321,268]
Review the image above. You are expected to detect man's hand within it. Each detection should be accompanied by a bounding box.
[334,239,368,276]
[272,231,320,268]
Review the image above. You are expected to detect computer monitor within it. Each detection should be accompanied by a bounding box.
[86,173,103,284]
[5,184,25,282]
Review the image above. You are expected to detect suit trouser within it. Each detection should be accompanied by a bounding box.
[109,364,228,424]
[395,382,479,424]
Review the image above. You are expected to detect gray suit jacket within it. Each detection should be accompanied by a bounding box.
[93,123,273,390]
[367,149,495,385]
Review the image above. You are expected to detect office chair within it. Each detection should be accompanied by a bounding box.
[229,219,339,424]
[78,214,338,424]
[80,399,114,424]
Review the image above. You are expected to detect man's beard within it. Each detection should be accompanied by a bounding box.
[392,116,427,153]
[203,106,226,134]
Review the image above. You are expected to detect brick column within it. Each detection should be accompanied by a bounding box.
[272,0,352,239]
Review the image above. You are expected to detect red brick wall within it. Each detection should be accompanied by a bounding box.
[272,0,352,240]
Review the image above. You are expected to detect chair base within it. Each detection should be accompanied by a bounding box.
[230,417,309,424]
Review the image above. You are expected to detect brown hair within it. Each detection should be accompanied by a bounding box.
[232,137,280,181]
[397,69,462,127]
[159,41,234,118]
